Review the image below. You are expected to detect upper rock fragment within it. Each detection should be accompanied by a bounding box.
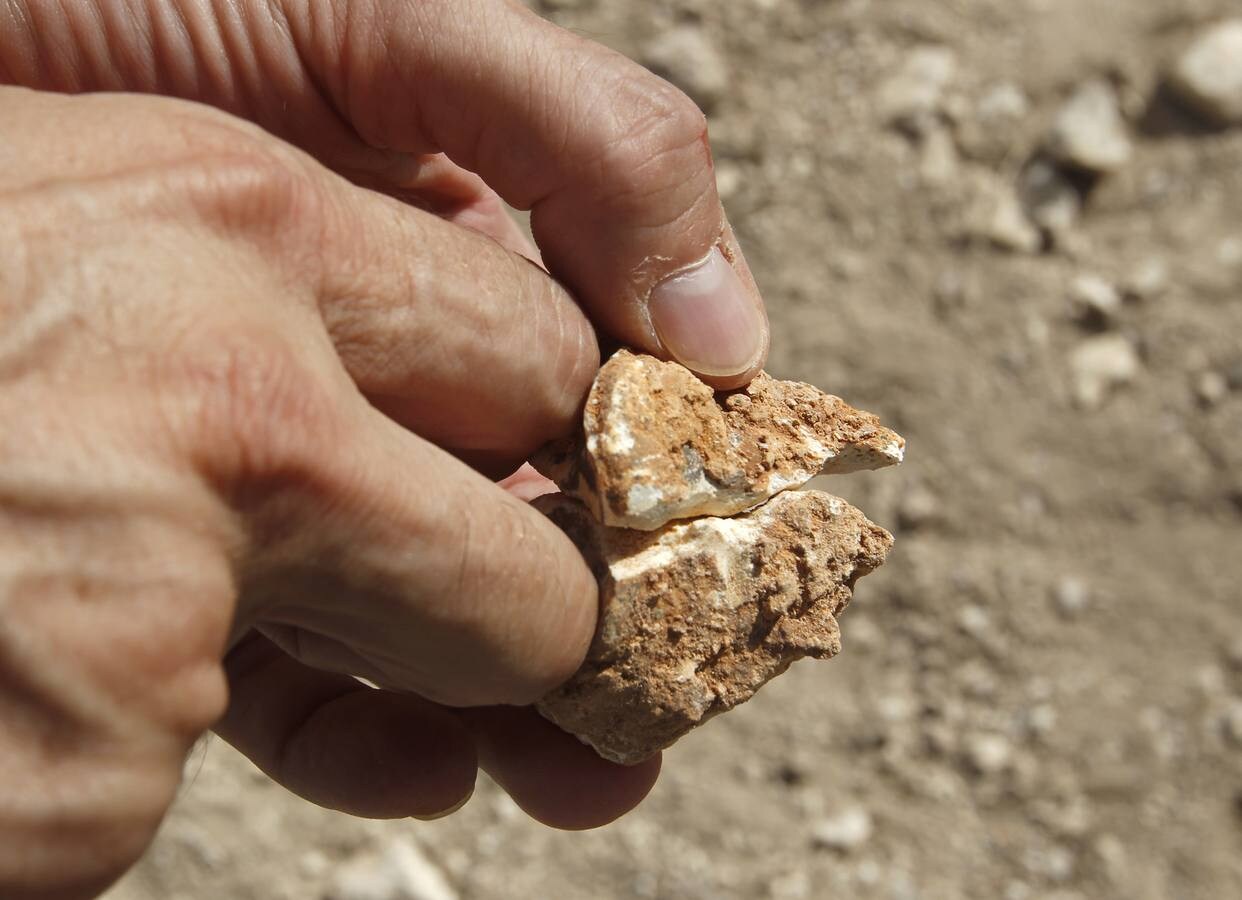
[534,490,894,765]
[533,351,905,531]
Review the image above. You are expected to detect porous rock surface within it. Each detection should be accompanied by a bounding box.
[533,350,904,531]
[534,490,894,765]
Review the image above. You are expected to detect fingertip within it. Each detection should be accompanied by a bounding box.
[218,637,481,821]
[497,528,599,706]
[282,690,479,820]
[462,707,662,830]
[426,483,599,709]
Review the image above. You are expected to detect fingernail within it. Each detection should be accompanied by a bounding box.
[648,248,767,377]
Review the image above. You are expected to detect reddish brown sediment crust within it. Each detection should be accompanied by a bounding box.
[534,490,893,765]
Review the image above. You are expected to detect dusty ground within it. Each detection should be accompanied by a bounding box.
[105,0,1242,898]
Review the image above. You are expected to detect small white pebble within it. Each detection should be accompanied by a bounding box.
[964,732,1012,774]
[1125,258,1169,300]
[811,807,874,851]
[1053,577,1090,617]
[1070,275,1122,324]
[1170,20,1242,126]
[1196,370,1229,407]
[1025,703,1058,738]
[957,604,992,639]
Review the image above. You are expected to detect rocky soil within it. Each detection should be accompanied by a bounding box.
[106,0,1242,898]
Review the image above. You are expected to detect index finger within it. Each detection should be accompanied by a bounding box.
[288,0,769,386]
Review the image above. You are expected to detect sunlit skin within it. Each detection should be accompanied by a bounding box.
[0,2,771,897]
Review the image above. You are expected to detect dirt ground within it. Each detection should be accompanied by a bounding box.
[104,0,1242,898]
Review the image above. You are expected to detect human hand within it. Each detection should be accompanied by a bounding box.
[1,2,772,896]
[0,86,649,898]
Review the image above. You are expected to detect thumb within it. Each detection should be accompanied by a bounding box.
[287,0,769,386]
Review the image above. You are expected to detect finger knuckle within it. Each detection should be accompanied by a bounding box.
[159,326,341,490]
[598,75,713,208]
[177,145,327,250]
[125,102,331,253]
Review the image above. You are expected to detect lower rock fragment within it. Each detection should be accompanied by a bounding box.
[534,490,893,765]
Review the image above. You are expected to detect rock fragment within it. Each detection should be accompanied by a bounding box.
[1169,20,1242,126]
[1020,160,1082,233]
[1123,258,1169,301]
[1070,335,1141,409]
[978,82,1030,121]
[1196,370,1229,407]
[1046,80,1133,174]
[878,46,958,135]
[1069,274,1122,327]
[642,26,729,112]
[962,168,1043,254]
[1053,577,1090,618]
[963,732,1013,775]
[533,350,904,531]
[811,807,874,851]
[533,490,894,765]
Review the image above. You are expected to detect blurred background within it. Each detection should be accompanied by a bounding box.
[106,0,1242,898]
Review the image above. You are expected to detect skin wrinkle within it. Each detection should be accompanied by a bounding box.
[259,604,443,704]
[96,0,149,90]
[350,1,409,148]
[258,613,431,692]
[266,626,383,682]
[469,35,588,210]
[14,2,70,87]
[175,0,241,108]
[111,0,158,88]
[151,0,205,98]
[49,0,97,87]
[466,3,537,189]
[589,110,712,218]
[257,0,369,160]
[213,0,264,113]
[0,2,33,84]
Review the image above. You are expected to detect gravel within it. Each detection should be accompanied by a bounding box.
[1169,20,1242,126]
